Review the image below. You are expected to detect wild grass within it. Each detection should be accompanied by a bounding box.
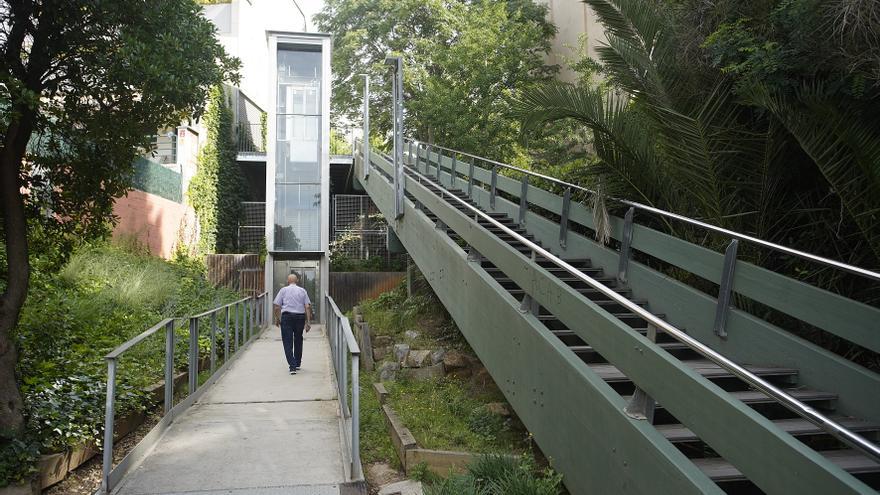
[423,454,564,495]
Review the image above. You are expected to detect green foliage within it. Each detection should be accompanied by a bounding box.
[0,243,239,481]
[513,0,880,305]
[188,86,249,255]
[2,0,240,247]
[358,371,399,466]
[316,0,557,162]
[425,454,563,495]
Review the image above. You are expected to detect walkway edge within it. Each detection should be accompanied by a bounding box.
[98,324,270,495]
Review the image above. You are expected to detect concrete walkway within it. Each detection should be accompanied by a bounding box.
[114,325,348,495]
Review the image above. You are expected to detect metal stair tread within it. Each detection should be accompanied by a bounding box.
[569,342,689,354]
[692,449,880,481]
[623,388,838,410]
[656,416,879,443]
[589,360,798,382]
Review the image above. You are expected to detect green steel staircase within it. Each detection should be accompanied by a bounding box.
[354,140,880,494]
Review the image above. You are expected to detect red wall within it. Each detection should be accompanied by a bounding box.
[112,190,196,259]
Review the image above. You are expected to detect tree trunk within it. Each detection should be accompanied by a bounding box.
[0,107,36,438]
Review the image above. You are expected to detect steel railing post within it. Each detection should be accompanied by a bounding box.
[559,187,571,248]
[164,320,174,414]
[102,357,118,494]
[490,166,498,209]
[188,317,198,394]
[714,239,739,338]
[617,207,635,284]
[234,302,240,351]
[362,74,370,178]
[351,353,362,479]
[210,311,217,374]
[450,155,457,188]
[468,157,475,197]
[224,306,230,363]
[519,174,529,226]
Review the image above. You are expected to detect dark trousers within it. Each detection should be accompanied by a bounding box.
[280,312,306,368]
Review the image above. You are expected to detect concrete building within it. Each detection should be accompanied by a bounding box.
[538,0,607,83]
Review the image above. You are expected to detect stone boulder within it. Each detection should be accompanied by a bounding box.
[378,479,424,495]
[442,349,471,370]
[367,462,402,488]
[393,343,411,363]
[400,362,445,381]
[379,361,400,381]
[373,335,393,347]
[404,329,421,340]
[405,350,431,368]
[373,346,390,362]
[430,348,446,365]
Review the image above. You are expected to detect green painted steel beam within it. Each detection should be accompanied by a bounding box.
[364,151,876,494]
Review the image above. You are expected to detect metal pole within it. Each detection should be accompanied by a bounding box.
[362,74,370,178]
[385,55,405,219]
[210,311,217,374]
[450,155,457,188]
[224,306,230,363]
[468,157,475,197]
[617,207,635,284]
[102,358,118,493]
[559,187,571,248]
[351,354,362,479]
[490,166,498,209]
[519,174,529,226]
[188,317,198,394]
[714,239,739,338]
[235,302,240,351]
[164,321,174,414]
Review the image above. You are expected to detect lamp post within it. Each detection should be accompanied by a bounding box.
[384,55,404,219]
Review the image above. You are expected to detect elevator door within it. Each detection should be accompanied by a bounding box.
[273,260,319,322]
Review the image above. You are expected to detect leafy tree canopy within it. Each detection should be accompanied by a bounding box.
[0,0,238,439]
[316,0,558,162]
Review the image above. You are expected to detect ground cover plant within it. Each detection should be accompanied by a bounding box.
[1,242,239,486]
[423,454,563,495]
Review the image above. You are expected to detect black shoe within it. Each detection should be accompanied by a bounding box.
[289,368,297,375]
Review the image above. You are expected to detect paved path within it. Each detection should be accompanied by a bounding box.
[114,325,347,495]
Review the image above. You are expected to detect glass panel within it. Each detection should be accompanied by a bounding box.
[276,115,320,183]
[272,260,320,322]
[277,50,321,115]
[274,184,321,251]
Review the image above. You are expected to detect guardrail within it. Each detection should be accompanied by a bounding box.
[391,143,880,463]
[101,292,269,494]
[324,292,363,481]
[236,122,266,155]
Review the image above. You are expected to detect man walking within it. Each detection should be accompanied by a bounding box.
[273,273,312,375]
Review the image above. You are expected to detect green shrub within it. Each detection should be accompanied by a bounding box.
[424,454,563,495]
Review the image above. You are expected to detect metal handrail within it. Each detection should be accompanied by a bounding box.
[325,292,363,481]
[397,148,880,463]
[406,138,880,283]
[101,292,270,493]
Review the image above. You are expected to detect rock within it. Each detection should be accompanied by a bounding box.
[430,348,446,365]
[404,330,421,340]
[378,479,424,495]
[367,462,402,488]
[486,402,511,417]
[374,335,393,347]
[393,343,411,363]
[401,362,445,381]
[442,350,471,370]
[405,350,431,368]
[373,346,390,362]
[379,361,400,381]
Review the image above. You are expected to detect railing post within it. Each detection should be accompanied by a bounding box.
[490,166,498,209]
[164,320,174,414]
[210,311,217,374]
[468,157,475,197]
[519,175,529,226]
[224,306,230,363]
[559,187,571,248]
[351,353,362,479]
[188,317,199,394]
[714,239,739,338]
[234,302,240,351]
[341,317,349,417]
[624,325,657,423]
[617,207,635,284]
[450,155,457,188]
[102,357,118,494]
[362,74,370,178]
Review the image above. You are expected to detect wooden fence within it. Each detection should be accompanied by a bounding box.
[329,272,406,312]
[206,254,264,294]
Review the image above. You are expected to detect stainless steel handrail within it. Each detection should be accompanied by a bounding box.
[325,292,363,481]
[397,149,880,463]
[101,292,270,493]
[407,138,880,283]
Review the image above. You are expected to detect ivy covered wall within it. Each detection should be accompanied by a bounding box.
[187,85,249,255]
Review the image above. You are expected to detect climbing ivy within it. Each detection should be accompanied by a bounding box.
[188,86,248,255]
